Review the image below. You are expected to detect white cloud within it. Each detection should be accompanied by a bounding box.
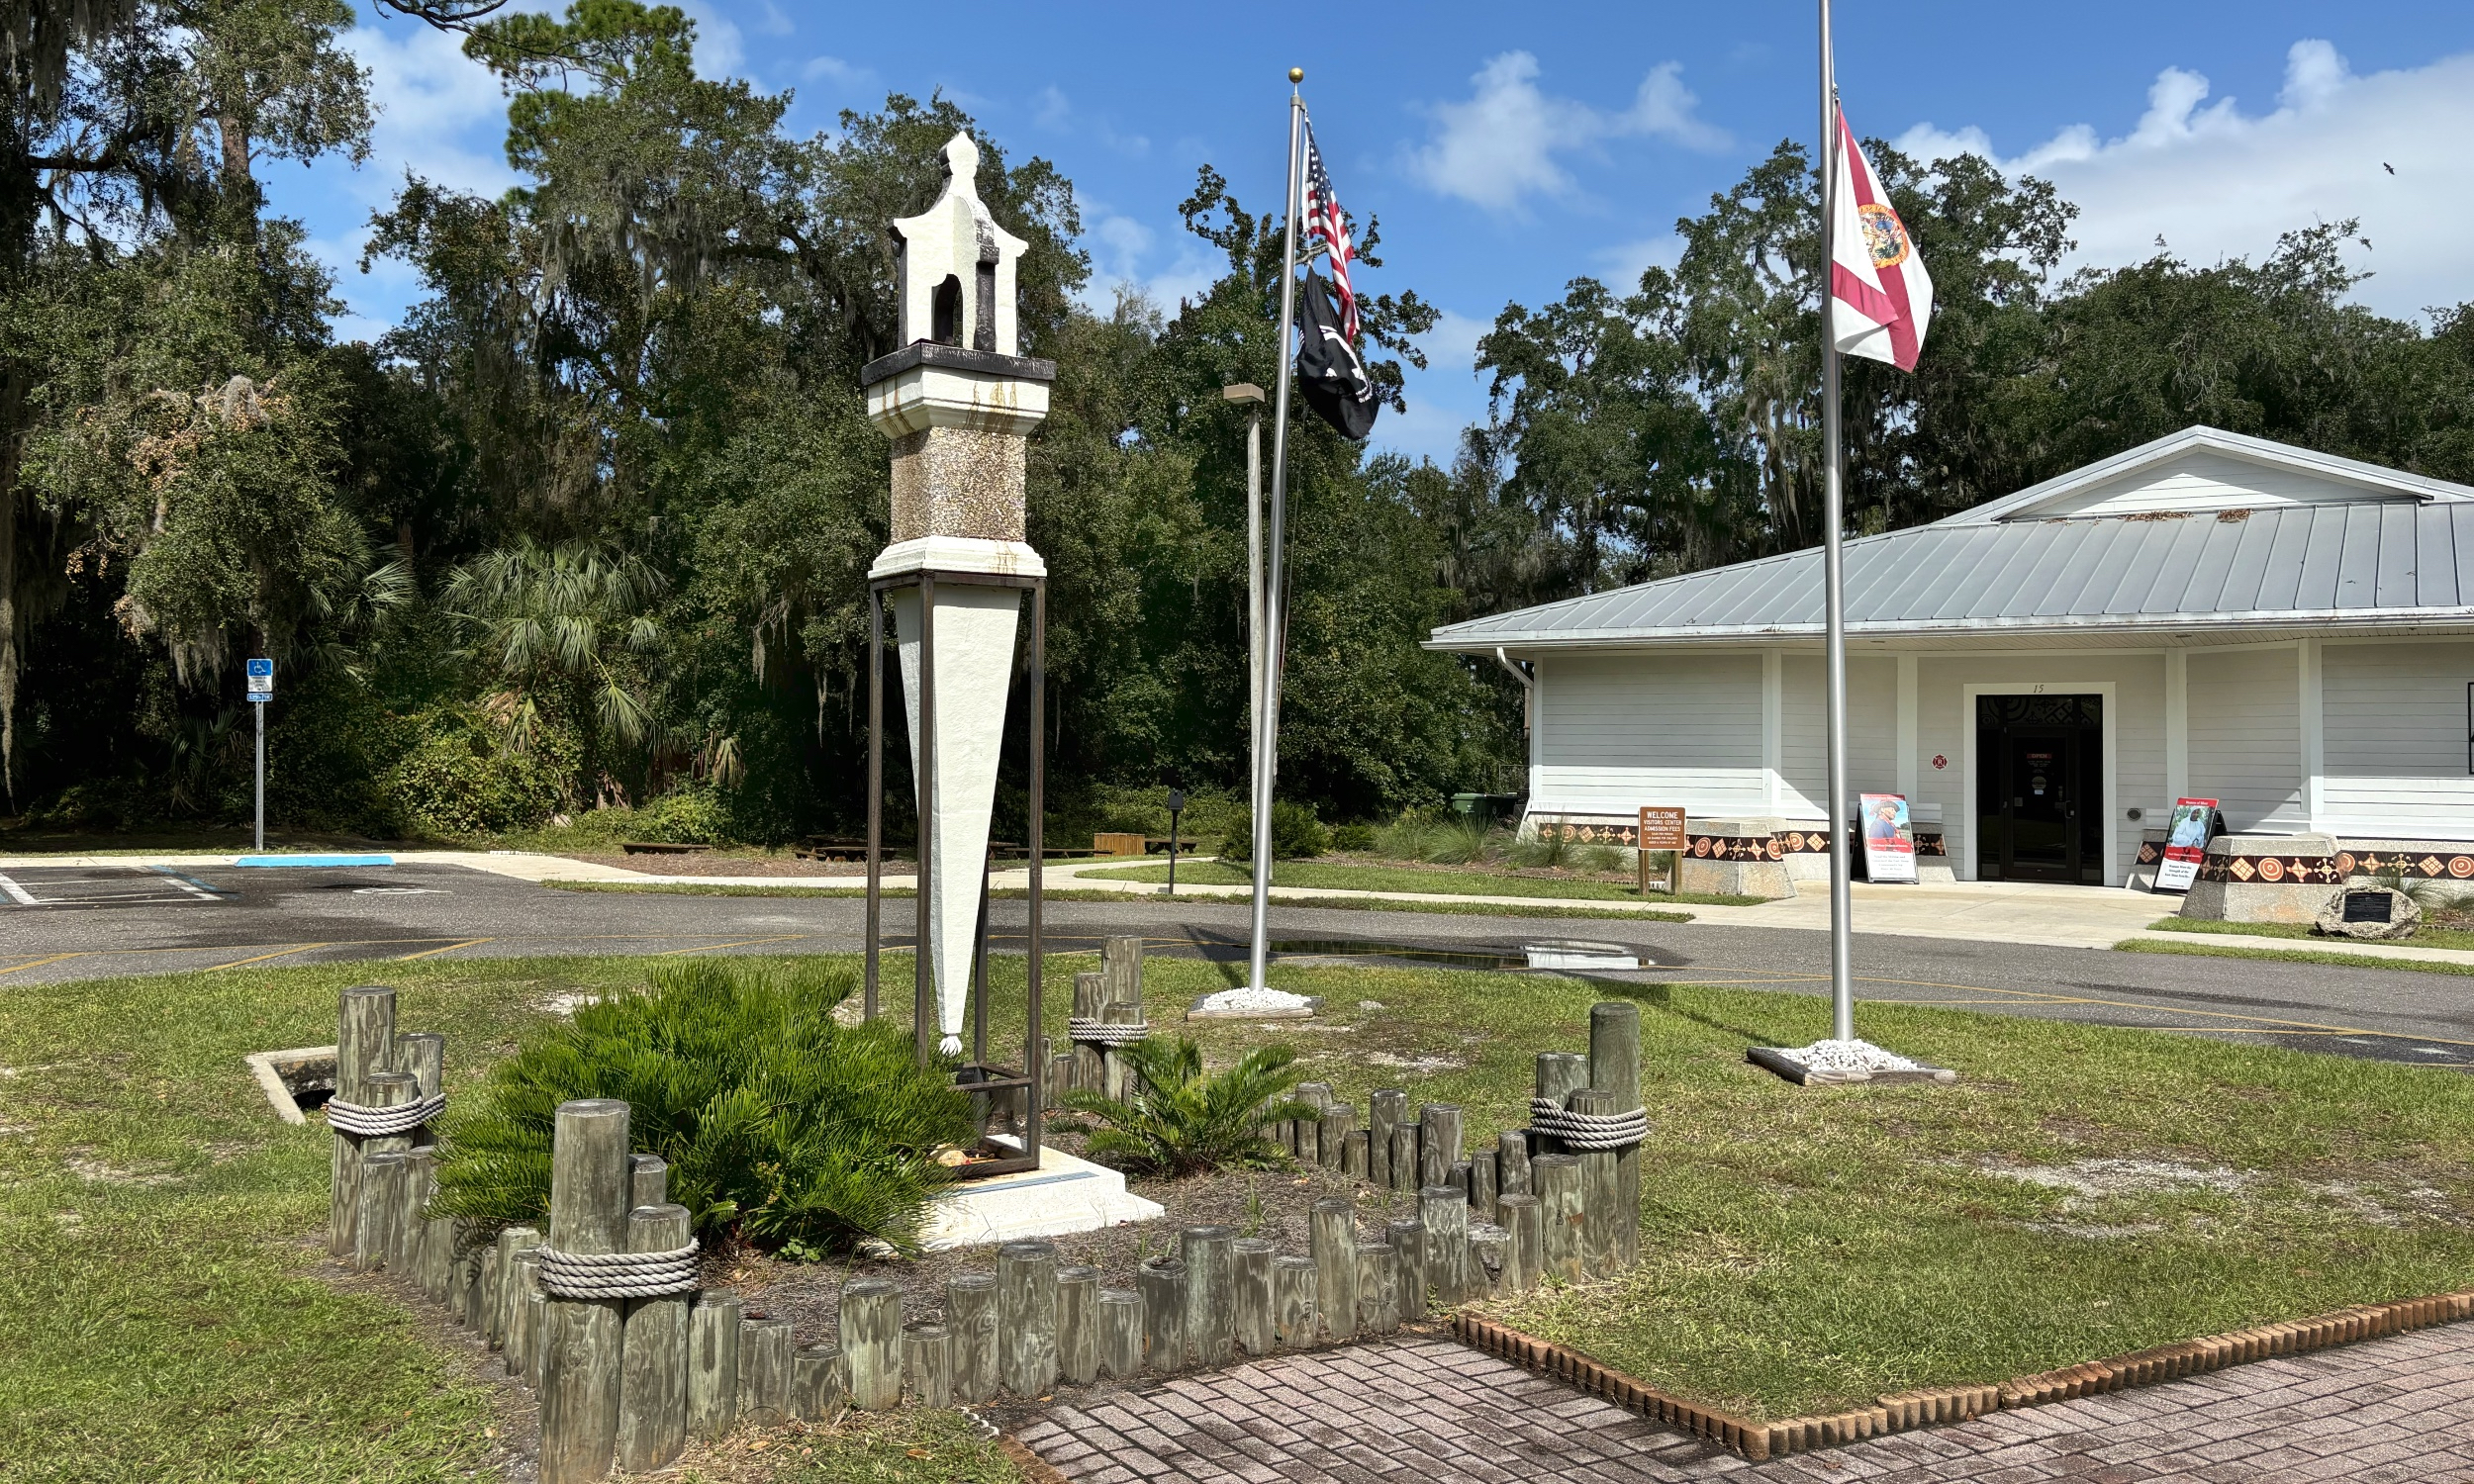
[1375,309,1493,465]
[1593,232,1683,291]
[676,1,744,82]
[1894,40,2474,320]
[1027,85,1148,157]
[1073,204,1216,318]
[802,53,879,95]
[347,20,513,201]
[752,2,795,38]
[1410,51,1730,217]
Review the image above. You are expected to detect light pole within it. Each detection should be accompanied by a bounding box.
[1166,787,1186,895]
[1223,382,1268,955]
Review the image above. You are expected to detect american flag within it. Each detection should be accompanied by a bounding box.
[1303,124,1358,342]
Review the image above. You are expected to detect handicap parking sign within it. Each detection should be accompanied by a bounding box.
[245,657,274,699]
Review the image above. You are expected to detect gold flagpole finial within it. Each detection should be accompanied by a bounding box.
[1288,67,1303,84]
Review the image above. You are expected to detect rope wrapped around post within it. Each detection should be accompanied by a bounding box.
[1066,1017,1151,1047]
[327,1092,447,1138]
[535,1241,702,1300]
[1526,1098,1648,1151]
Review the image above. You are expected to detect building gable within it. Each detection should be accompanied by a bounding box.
[2001,448,2429,520]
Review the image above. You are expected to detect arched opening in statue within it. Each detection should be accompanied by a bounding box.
[931,274,964,346]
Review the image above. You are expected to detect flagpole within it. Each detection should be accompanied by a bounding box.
[1247,69,1305,994]
[1819,0,1856,1043]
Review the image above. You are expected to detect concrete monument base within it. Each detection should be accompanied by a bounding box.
[1679,818,1795,900]
[2177,833,2340,924]
[917,1136,1163,1252]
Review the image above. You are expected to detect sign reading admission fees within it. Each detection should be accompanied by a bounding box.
[1636,806,1686,851]
[2155,797,2218,892]
[244,657,274,701]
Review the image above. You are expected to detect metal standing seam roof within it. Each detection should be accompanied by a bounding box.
[1427,429,2474,651]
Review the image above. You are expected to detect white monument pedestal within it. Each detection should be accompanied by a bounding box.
[917,1136,1164,1252]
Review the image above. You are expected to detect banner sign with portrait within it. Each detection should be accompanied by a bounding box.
[2155,797,2219,892]
[1858,792,1917,883]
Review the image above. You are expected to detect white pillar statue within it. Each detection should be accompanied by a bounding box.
[863,134,1054,1058]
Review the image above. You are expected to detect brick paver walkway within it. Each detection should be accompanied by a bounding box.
[1014,1329,2474,1482]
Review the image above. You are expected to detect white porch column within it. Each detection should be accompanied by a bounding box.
[2299,637,2324,829]
[2164,648,2189,805]
[1761,648,1782,814]
[1895,654,1919,800]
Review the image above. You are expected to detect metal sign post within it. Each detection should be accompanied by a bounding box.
[245,659,274,851]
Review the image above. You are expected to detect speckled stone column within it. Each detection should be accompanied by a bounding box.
[863,133,1055,1056]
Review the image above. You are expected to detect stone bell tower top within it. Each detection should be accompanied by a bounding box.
[890,134,1031,358]
[863,131,1051,582]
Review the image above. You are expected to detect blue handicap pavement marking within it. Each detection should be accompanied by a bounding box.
[234,854,396,869]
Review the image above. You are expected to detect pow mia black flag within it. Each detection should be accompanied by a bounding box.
[1295,271,1377,441]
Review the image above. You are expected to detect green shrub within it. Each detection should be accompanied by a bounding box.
[1062,1038,1316,1177]
[378,706,577,837]
[1505,828,1572,870]
[430,959,972,1257]
[1425,816,1493,865]
[1216,800,1330,863]
[625,785,728,844]
[1330,823,1376,852]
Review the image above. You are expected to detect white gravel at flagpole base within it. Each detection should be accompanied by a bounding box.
[1189,987,1318,1016]
[1768,1038,1925,1073]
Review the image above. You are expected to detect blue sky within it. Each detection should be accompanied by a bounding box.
[268,1,2474,464]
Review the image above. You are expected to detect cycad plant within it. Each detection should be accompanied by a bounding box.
[1063,1038,1318,1177]
[429,959,972,1257]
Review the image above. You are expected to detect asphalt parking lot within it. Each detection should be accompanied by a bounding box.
[0,860,2466,1068]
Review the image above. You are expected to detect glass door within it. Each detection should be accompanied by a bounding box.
[1998,729,2079,881]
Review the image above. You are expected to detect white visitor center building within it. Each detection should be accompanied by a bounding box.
[1429,426,2474,896]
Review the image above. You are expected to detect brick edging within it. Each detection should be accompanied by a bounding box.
[1455,1287,2474,1463]
[999,1431,1077,1484]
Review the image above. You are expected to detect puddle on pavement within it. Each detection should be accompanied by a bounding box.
[1270,938,1646,973]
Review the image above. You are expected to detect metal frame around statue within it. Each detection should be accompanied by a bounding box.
[863,565,1046,1180]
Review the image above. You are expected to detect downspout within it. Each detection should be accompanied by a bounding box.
[1494,645,1534,745]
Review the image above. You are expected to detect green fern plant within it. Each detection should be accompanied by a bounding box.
[428,959,972,1256]
[1062,1038,1317,1177]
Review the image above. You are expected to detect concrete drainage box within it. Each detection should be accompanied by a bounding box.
[244,1045,337,1124]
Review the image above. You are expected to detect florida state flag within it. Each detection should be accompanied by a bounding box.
[1829,102,1933,371]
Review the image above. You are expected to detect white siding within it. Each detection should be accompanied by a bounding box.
[1778,655,1897,821]
[2322,639,2474,839]
[2187,646,2305,832]
[1914,654,2167,884]
[2025,449,2419,519]
[1531,652,1767,816]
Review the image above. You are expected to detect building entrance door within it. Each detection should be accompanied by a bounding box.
[1976,695,2104,883]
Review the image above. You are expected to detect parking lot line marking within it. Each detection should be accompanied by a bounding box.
[0,953,78,974]
[650,934,810,956]
[0,873,40,905]
[144,867,226,899]
[397,938,493,961]
[206,943,333,972]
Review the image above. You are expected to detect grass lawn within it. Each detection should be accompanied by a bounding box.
[2116,936,2474,976]
[1083,857,1761,905]
[2142,914,2474,953]
[0,955,1016,1484]
[9,949,2473,1472]
[1027,956,2474,1421]
[538,880,1694,921]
